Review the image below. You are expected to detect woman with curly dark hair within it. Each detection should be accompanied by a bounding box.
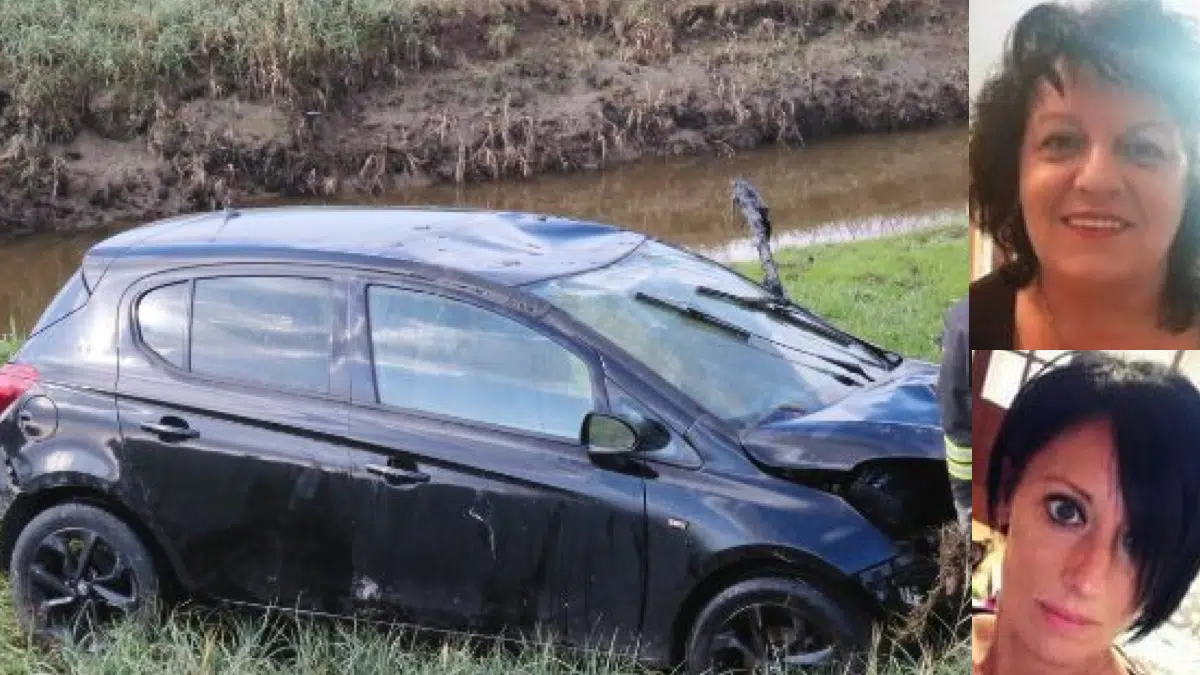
[970,0,1200,348]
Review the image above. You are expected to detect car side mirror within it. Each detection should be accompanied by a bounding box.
[582,413,639,457]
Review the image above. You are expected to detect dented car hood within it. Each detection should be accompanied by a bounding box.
[740,359,943,472]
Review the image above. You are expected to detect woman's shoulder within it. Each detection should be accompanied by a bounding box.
[970,266,1020,349]
[1114,645,1158,675]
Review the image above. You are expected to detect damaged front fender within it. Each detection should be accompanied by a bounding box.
[740,359,943,473]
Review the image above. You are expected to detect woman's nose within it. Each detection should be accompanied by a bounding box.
[1065,533,1114,596]
[1072,142,1123,197]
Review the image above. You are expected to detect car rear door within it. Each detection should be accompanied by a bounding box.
[339,277,649,649]
[114,266,358,612]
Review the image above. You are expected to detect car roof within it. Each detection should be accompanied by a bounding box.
[89,206,649,286]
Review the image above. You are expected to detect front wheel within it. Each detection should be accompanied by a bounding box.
[9,503,161,642]
[684,576,873,674]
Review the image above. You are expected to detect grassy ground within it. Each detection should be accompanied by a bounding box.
[0,226,969,672]
[736,223,967,362]
[0,318,19,364]
[0,596,969,674]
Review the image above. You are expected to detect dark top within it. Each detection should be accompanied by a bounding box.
[937,296,971,447]
[969,265,1021,350]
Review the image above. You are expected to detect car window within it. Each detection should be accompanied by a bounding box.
[529,240,878,426]
[368,286,595,441]
[136,282,189,368]
[606,380,702,468]
[191,277,334,394]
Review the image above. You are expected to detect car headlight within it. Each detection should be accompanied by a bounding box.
[845,460,954,539]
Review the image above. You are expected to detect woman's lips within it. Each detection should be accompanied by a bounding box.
[1037,600,1097,631]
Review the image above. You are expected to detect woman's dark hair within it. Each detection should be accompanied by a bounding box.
[986,352,1200,639]
[970,0,1200,331]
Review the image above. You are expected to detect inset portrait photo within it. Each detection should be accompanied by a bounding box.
[971,350,1200,674]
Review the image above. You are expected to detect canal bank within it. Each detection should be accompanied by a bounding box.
[0,0,966,234]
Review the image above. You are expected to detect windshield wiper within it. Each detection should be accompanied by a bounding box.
[694,285,900,369]
[634,292,872,385]
[634,292,751,340]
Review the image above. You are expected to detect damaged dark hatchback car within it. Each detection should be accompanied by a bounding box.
[0,207,953,672]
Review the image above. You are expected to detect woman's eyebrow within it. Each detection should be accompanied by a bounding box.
[1125,121,1173,136]
[1030,111,1080,126]
[1041,473,1094,504]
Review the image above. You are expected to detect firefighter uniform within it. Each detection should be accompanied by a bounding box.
[938,295,971,533]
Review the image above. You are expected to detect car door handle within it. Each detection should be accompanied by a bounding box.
[365,463,430,484]
[140,420,200,441]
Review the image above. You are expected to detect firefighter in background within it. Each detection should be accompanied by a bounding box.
[938,295,971,534]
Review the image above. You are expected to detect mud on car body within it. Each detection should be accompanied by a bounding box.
[0,207,953,672]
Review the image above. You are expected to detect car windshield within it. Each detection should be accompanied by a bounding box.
[527,240,894,426]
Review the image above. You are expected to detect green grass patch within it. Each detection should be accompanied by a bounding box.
[738,224,968,362]
[0,318,22,364]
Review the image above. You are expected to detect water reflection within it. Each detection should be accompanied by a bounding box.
[0,127,965,333]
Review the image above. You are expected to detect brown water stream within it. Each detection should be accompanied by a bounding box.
[0,126,964,333]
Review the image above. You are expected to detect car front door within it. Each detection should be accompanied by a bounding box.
[114,269,358,611]
[339,278,648,649]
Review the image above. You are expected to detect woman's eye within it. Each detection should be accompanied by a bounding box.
[1122,139,1168,165]
[1040,132,1083,155]
[1046,495,1085,526]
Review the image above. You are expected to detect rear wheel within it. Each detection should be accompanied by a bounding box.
[684,576,873,674]
[9,503,161,643]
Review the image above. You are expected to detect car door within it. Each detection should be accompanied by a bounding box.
[339,278,648,649]
[114,268,358,612]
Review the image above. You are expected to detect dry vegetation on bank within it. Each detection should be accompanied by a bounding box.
[2,0,955,132]
[0,0,965,234]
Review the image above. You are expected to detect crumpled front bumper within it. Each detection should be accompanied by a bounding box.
[855,530,945,613]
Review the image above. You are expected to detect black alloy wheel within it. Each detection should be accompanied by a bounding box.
[686,576,871,674]
[9,503,160,642]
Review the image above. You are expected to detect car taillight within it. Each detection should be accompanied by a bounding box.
[0,363,38,416]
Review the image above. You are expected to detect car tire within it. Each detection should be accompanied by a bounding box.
[684,575,873,674]
[9,503,161,642]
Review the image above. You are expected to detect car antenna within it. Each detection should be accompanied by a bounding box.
[731,178,786,300]
[211,202,240,242]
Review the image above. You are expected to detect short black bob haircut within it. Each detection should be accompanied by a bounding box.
[970,0,1200,332]
[986,352,1200,639]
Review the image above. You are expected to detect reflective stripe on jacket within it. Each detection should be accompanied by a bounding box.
[938,296,971,481]
[945,435,972,481]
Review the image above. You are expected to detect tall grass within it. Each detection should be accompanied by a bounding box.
[0,0,950,137]
[7,602,967,674]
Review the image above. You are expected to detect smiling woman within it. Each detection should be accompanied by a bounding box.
[970,0,1200,349]
[972,352,1200,675]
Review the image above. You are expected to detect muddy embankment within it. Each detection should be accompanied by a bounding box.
[0,0,967,234]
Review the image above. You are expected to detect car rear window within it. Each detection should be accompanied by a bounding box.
[136,282,189,368]
[190,277,334,394]
[29,270,90,337]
